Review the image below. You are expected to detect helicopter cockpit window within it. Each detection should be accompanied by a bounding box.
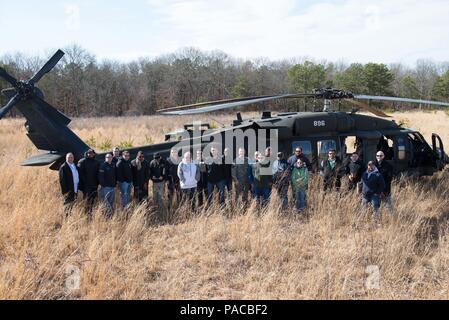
[317,139,337,162]
[397,137,406,160]
[292,141,313,160]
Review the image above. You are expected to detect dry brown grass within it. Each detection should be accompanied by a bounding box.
[1,111,449,300]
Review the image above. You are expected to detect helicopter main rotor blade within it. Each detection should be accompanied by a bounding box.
[157,94,277,113]
[28,49,65,85]
[345,99,391,118]
[0,66,18,88]
[355,95,449,107]
[161,93,313,115]
[0,94,21,119]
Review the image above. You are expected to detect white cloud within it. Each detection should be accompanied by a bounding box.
[146,0,449,64]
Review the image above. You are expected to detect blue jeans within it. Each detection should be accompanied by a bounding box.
[119,182,132,208]
[100,186,115,216]
[254,187,270,206]
[295,190,307,211]
[362,193,380,215]
[207,180,225,204]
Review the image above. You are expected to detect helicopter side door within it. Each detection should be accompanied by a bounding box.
[376,134,411,174]
[432,133,445,170]
[362,138,379,165]
[339,131,382,165]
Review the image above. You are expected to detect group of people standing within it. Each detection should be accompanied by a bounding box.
[58,145,394,218]
[289,147,393,216]
[281,147,393,216]
[255,146,393,216]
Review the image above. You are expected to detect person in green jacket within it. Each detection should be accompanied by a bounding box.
[291,158,309,212]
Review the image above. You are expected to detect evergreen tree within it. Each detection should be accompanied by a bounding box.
[288,61,326,93]
[401,75,420,98]
[334,63,366,94]
[432,70,449,100]
[363,63,394,96]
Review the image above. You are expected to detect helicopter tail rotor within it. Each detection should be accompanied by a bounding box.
[0,49,89,167]
[0,49,65,120]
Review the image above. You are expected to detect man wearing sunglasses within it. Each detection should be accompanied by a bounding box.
[288,147,311,170]
[374,151,394,210]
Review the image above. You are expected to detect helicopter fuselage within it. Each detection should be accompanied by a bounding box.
[88,111,446,177]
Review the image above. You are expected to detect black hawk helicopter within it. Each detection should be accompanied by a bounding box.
[1,49,448,176]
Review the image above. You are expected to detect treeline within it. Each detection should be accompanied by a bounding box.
[1,44,449,117]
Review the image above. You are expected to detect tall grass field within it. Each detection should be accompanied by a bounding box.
[0,111,448,299]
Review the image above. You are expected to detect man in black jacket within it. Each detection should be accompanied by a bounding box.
[375,151,394,210]
[345,152,364,191]
[149,152,166,209]
[288,147,312,170]
[232,148,251,206]
[77,149,100,215]
[131,151,150,203]
[195,150,208,207]
[116,151,133,208]
[320,149,343,192]
[206,146,226,205]
[59,153,79,216]
[166,148,181,207]
[98,153,116,217]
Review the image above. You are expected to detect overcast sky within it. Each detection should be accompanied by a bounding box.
[1,0,448,65]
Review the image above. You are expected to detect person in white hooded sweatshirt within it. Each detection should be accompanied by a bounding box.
[178,152,201,211]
